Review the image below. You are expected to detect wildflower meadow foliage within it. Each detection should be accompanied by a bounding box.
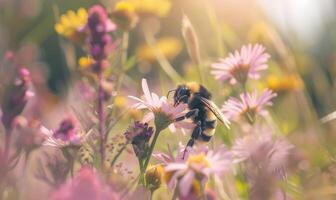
[1,0,336,200]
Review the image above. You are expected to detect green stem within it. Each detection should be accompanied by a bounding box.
[97,72,106,168]
[143,129,161,172]
[150,191,154,200]
[200,180,208,200]
[171,183,179,200]
[115,31,129,92]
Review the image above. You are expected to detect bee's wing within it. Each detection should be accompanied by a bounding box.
[199,97,230,128]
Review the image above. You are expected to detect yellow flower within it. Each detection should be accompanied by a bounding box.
[266,74,303,93]
[78,56,94,70]
[126,0,171,17]
[112,1,138,30]
[55,8,88,41]
[136,37,182,63]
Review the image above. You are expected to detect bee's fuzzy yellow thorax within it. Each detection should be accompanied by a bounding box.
[186,82,200,93]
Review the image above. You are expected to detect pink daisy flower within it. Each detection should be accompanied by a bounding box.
[129,79,194,132]
[232,133,293,177]
[222,89,277,124]
[165,147,232,197]
[153,143,187,164]
[232,133,293,200]
[211,44,270,85]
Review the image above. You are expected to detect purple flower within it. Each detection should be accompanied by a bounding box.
[165,147,232,197]
[43,115,92,148]
[53,115,78,142]
[1,68,33,130]
[222,89,276,124]
[124,121,153,159]
[51,167,119,200]
[87,5,116,72]
[211,44,270,85]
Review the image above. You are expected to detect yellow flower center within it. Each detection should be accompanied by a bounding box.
[187,153,211,169]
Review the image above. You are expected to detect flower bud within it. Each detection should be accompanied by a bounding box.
[1,68,32,130]
[182,15,201,65]
[145,164,165,192]
[124,121,153,159]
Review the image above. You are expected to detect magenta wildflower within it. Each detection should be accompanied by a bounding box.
[211,44,270,85]
[87,4,116,72]
[222,89,277,124]
[165,147,231,197]
[51,167,119,200]
[129,79,194,132]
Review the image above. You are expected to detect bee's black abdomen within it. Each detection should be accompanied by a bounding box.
[200,132,212,142]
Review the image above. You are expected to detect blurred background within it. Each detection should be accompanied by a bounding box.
[1,0,336,117]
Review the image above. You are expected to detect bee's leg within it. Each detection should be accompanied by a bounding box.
[174,95,189,106]
[183,121,201,159]
[174,109,199,122]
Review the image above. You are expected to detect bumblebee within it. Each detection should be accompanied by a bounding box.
[170,82,229,153]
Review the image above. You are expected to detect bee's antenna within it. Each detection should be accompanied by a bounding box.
[166,89,176,98]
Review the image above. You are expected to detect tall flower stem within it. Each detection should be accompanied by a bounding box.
[98,72,106,167]
[139,128,161,184]
[111,31,129,119]
[115,31,129,92]
[143,128,161,172]
[171,184,179,200]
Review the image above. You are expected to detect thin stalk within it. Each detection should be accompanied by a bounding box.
[97,72,106,167]
[200,181,208,200]
[150,191,154,200]
[143,128,161,173]
[171,185,179,200]
[110,31,129,121]
[143,30,183,83]
[115,31,129,92]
